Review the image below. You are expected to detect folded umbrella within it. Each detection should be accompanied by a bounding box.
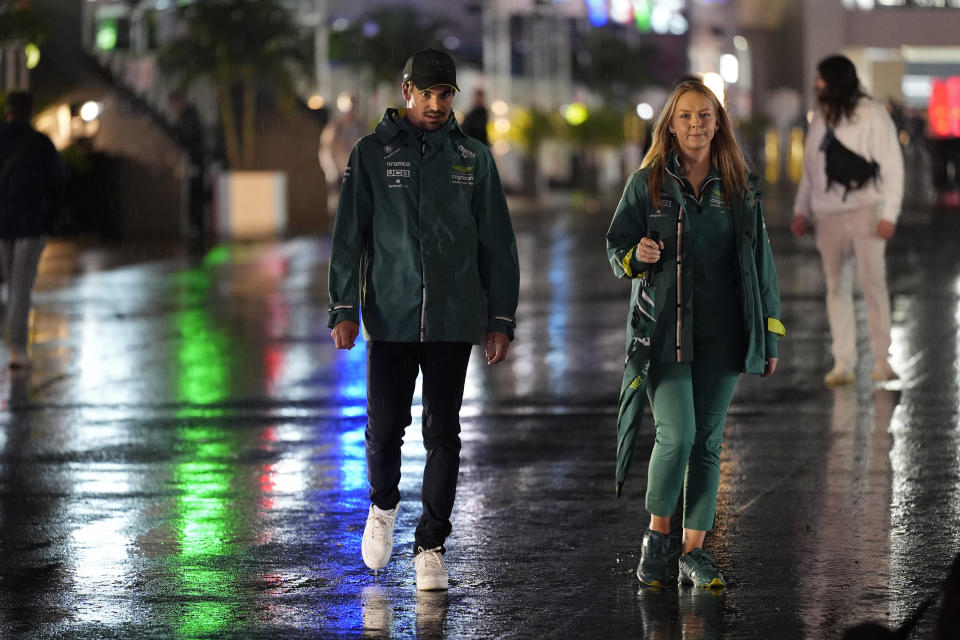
[616,282,656,497]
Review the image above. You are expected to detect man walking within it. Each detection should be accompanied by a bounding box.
[0,91,67,368]
[791,54,903,386]
[327,49,520,591]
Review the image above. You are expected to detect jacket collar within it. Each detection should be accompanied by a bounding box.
[374,108,461,149]
[666,152,720,187]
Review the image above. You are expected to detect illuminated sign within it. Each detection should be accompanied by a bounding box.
[928,77,960,138]
[843,0,960,9]
[585,0,687,34]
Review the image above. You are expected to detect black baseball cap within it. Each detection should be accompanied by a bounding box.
[402,49,459,91]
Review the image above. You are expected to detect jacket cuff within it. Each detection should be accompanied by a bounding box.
[765,332,779,359]
[620,246,650,279]
[328,303,359,329]
[765,317,785,359]
[487,315,515,341]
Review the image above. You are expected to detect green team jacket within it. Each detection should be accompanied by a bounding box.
[327,108,519,344]
[606,163,785,374]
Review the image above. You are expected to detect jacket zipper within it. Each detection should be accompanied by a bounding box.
[665,166,688,362]
[419,134,428,342]
[664,166,720,362]
[675,199,684,362]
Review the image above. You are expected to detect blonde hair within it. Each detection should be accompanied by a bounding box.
[640,80,749,208]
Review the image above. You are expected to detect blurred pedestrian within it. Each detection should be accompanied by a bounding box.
[168,90,207,245]
[606,79,784,589]
[459,88,489,146]
[319,93,365,191]
[327,49,519,591]
[0,91,67,368]
[929,134,960,209]
[791,54,904,386]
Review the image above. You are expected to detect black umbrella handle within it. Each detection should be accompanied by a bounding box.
[641,231,661,288]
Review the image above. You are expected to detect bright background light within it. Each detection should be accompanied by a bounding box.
[80,101,101,122]
[96,21,118,51]
[702,72,726,106]
[636,102,655,120]
[336,92,354,113]
[720,54,739,83]
[562,102,589,126]
[24,43,40,70]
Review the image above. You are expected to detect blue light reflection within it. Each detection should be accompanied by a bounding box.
[326,333,369,634]
[587,0,608,25]
[332,332,369,504]
[546,224,572,387]
[338,425,367,493]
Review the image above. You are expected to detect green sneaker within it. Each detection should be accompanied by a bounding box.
[636,530,670,587]
[679,548,725,589]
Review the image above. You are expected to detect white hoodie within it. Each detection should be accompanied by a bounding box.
[793,96,904,224]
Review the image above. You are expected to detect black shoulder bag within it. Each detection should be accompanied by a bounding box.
[820,125,879,201]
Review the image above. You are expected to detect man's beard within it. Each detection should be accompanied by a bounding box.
[423,112,448,129]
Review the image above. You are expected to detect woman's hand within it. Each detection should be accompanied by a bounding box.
[762,357,778,377]
[636,237,664,264]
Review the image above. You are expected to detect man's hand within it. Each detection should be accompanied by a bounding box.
[790,215,809,237]
[331,321,360,349]
[485,332,510,365]
[762,357,778,377]
[876,219,896,240]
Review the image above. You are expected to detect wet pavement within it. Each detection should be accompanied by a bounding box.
[0,190,958,639]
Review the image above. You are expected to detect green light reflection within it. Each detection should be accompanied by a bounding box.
[172,266,241,638]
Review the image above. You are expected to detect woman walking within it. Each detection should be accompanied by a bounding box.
[606,79,784,588]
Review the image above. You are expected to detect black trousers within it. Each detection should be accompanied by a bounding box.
[365,340,473,553]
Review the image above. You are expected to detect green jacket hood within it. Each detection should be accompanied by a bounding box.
[373,108,462,145]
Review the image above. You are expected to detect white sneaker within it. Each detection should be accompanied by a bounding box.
[361,504,398,570]
[871,362,899,382]
[413,546,448,591]
[824,366,855,387]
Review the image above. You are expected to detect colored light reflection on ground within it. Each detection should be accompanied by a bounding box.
[172,265,242,638]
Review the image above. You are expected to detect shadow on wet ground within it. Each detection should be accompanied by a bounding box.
[0,193,957,638]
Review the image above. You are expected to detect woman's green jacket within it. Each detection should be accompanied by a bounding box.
[606,165,785,374]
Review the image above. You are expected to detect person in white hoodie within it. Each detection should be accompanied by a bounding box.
[791,54,903,387]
